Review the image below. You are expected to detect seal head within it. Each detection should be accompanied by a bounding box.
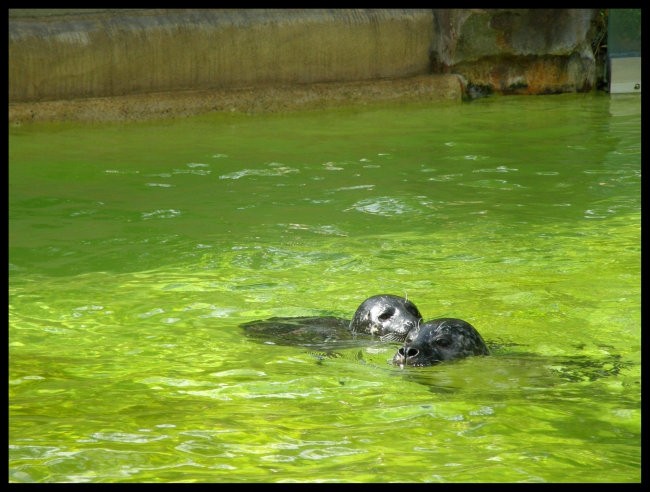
[349,294,423,342]
[392,318,489,367]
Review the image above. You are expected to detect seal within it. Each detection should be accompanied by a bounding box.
[241,294,423,349]
[392,318,489,367]
[349,294,423,341]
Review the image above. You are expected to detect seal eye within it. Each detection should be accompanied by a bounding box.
[435,338,451,347]
[378,308,395,321]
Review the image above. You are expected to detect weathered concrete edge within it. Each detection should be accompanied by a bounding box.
[9,9,436,103]
[8,74,465,124]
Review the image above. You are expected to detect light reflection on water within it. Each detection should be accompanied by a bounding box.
[9,94,640,482]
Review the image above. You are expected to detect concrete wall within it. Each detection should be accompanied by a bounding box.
[9,9,435,103]
[9,8,606,123]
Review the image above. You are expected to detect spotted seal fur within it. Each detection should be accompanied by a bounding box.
[392,318,489,367]
[349,294,422,341]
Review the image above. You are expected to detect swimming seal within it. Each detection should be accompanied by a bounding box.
[392,318,489,367]
[349,294,423,341]
[241,294,423,348]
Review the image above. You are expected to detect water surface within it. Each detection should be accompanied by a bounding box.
[9,93,641,482]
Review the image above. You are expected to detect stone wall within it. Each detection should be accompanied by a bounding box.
[9,9,435,103]
[431,9,601,95]
[8,9,604,122]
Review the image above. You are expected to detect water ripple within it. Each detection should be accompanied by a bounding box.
[141,209,181,220]
[219,163,299,180]
[299,447,364,460]
[473,165,519,173]
[91,432,168,443]
[346,197,418,216]
[282,223,348,236]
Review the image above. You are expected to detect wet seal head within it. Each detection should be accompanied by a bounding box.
[349,294,423,342]
[392,318,489,367]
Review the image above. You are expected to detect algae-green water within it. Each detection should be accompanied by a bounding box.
[9,94,640,482]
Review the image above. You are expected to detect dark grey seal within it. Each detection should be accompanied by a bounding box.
[392,318,489,367]
[349,294,422,341]
[241,294,423,349]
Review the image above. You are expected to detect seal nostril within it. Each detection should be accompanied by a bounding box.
[397,347,406,357]
[406,347,419,358]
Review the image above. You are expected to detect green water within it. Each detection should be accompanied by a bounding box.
[9,93,640,482]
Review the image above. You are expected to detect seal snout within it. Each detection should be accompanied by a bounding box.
[393,345,420,368]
